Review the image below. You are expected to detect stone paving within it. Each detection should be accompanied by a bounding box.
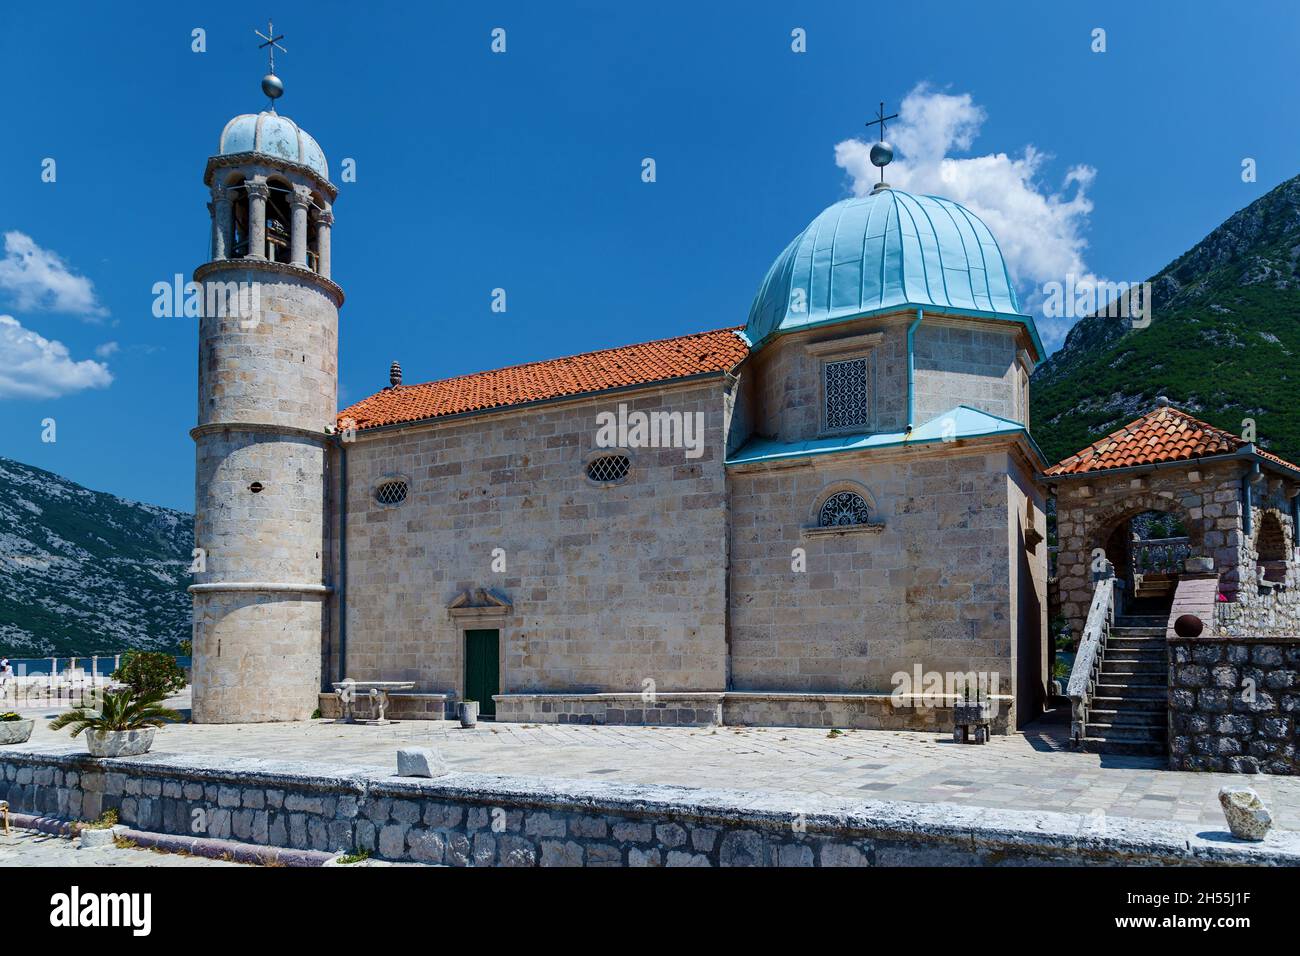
[0,829,246,867]
[11,694,1300,832]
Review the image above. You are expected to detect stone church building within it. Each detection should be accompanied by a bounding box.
[189,100,1055,731]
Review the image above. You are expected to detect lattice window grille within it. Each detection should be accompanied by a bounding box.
[587,454,630,484]
[824,358,869,430]
[818,491,871,528]
[375,480,409,505]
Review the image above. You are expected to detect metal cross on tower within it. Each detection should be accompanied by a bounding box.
[255,19,287,74]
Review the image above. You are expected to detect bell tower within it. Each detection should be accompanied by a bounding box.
[190,30,341,723]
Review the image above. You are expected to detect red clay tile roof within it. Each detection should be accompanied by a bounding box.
[1045,404,1300,476]
[338,327,749,431]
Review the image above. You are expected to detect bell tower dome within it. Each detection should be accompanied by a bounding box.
[189,44,342,723]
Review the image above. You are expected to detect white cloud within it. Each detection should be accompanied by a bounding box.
[0,231,107,319]
[835,84,1101,350]
[94,341,120,359]
[0,314,113,399]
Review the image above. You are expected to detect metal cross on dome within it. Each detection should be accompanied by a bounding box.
[255,19,287,74]
[863,101,897,143]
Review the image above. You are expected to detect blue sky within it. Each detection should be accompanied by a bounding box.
[1,0,1296,511]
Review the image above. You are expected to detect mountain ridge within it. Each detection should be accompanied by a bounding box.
[0,456,192,657]
[1033,174,1300,467]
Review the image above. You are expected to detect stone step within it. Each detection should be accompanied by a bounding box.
[1092,694,1166,711]
[1101,661,1167,675]
[1079,736,1168,757]
[1096,680,1167,695]
[1110,627,1167,637]
[1099,669,1167,682]
[1089,708,1165,726]
[1108,634,1167,645]
[1103,650,1167,662]
[1115,617,1168,629]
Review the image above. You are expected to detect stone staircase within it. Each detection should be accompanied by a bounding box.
[1080,614,1168,756]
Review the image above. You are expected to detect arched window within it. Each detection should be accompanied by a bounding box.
[226,175,250,258]
[264,179,293,262]
[818,491,871,527]
[1256,510,1288,582]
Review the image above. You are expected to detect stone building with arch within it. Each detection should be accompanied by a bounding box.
[191,108,1054,730]
[1048,402,1300,641]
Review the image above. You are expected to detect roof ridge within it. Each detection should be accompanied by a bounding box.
[393,326,745,392]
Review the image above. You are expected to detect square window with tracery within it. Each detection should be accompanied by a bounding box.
[824,357,869,431]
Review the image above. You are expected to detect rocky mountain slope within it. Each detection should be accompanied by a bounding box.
[0,457,192,657]
[1033,174,1300,467]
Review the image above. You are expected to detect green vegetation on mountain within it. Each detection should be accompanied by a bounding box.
[1033,175,1300,467]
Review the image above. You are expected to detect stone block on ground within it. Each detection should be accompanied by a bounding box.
[396,747,449,778]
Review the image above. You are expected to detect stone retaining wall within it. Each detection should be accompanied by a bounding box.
[1168,636,1300,774]
[3,750,1294,866]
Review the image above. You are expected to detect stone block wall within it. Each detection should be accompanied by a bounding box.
[912,319,1020,427]
[337,379,730,697]
[494,693,723,726]
[728,443,1027,705]
[746,313,1028,445]
[1168,636,1300,774]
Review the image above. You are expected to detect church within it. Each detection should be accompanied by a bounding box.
[188,79,1053,733]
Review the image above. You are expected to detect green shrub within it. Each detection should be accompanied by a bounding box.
[0,712,22,722]
[111,651,187,698]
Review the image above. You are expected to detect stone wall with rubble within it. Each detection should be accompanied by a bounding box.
[4,751,1295,865]
[727,441,1041,728]
[1168,635,1300,774]
[336,378,731,698]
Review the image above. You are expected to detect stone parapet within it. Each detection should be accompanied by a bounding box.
[2,750,1296,866]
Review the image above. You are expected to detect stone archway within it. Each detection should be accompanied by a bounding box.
[1087,492,1203,557]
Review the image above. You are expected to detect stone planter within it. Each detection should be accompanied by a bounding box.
[0,719,33,745]
[84,728,156,758]
[458,701,479,729]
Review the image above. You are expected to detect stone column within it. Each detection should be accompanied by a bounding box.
[245,181,270,260]
[211,186,234,260]
[315,209,333,279]
[289,188,312,267]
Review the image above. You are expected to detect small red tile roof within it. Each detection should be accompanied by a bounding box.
[338,327,748,432]
[1046,403,1300,476]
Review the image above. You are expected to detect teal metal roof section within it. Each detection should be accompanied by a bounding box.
[725,405,1034,467]
[744,188,1041,356]
[218,112,329,181]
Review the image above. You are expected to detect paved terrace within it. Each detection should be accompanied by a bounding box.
[10,697,1299,833]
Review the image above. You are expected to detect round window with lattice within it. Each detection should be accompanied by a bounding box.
[586,454,630,484]
[818,491,870,527]
[375,479,409,505]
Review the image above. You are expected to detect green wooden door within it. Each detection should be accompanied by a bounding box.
[463,629,499,718]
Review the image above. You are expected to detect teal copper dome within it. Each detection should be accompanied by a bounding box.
[745,187,1040,354]
[218,112,328,181]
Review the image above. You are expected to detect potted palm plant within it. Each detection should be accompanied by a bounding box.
[0,712,33,745]
[48,688,180,757]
